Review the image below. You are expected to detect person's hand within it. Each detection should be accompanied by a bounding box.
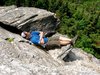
[39,31,44,45]
[40,38,44,45]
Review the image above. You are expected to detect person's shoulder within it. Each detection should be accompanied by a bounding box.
[31,31,36,34]
[31,31,39,33]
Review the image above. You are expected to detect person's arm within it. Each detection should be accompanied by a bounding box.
[39,31,45,45]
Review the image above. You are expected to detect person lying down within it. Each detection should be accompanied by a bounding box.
[20,31,78,50]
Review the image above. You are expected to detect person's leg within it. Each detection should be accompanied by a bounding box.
[59,36,72,41]
[45,41,61,50]
[59,40,71,46]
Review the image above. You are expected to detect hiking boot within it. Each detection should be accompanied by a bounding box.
[71,35,78,46]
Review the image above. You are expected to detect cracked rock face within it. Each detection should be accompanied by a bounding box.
[0,6,100,75]
[0,5,59,32]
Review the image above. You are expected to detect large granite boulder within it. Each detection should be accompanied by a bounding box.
[0,6,100,75]
[0,27,100,75]
[0,5,59,32]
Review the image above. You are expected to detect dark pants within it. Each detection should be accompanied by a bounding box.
[45,36,61,50]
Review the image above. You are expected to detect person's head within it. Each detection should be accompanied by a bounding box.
[21,31,30,39]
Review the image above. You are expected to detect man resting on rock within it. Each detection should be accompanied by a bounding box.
[20,31,78,50]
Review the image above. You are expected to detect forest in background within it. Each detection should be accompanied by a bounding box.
[0,0,100,58]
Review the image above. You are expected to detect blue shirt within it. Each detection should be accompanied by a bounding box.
[29,31,48,45]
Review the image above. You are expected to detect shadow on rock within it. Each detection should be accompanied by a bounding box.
[63,50,83,62]
[0,22,22,34]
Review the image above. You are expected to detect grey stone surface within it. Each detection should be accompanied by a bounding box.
[0,6,58,31]
[0,27,100,75]
[0,6,100,75]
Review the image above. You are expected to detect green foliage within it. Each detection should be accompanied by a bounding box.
[1,0,100,58]
[5,0,16,5]
[75,35,94,54]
